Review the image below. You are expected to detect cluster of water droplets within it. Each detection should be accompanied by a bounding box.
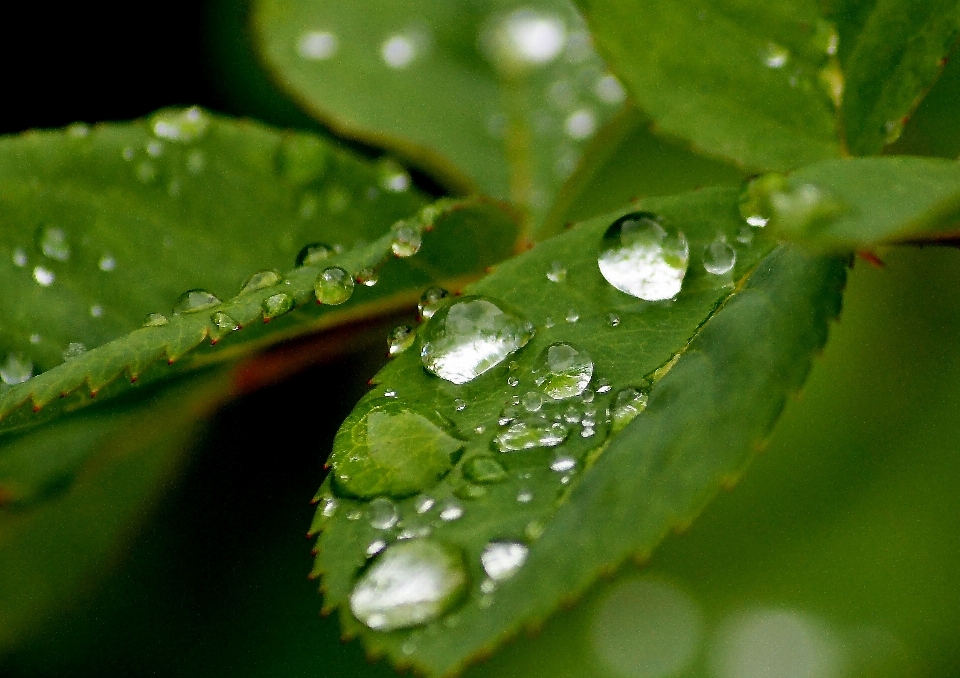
[757,19,844,110]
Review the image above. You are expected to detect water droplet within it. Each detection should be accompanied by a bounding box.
[67,122,90,138]
[495,419,569,452]
[367,540,387,557]
[296,243,334,267]
[391,224,421,257]
[12,248,27,267]
[761,43,789,69]
[884,119,904,145]
[356,267,379,287]
[546,261,567,283]
[90,304,104,318]
[62,343,86,361]
[507,376,520,387]
[565,108,597,139]
[499,405,519,426]
[141,313,169,328]
[330,399,464,499]
[521,391,544,412]
[595,74,626,104]
[551,454,577,472]
[481,9,567,74]
[379,161,412,192]
[146,140,163,158]
[535,343,593,399]
[517,489,533,503]
[239,270,281,295]
[703,236,737,275]
[0,354,33,385]
[98,254,116,271]
[388,325,415,357]
[418,287,450,320]
[33,266,54,287]
[598,212,689,301]
[606,313,621,327]
[439,500,464,521]
[463,455,507,484]
[384,390,397,398]
[277,133,329,185]
[262,292,294,320]
[37,226,70,261]
[414,495,435,514]
[382,34,418,69]
[596,379,612,393]
[212,311,240,335]
[369,497,400,530]
[481,541,529,581]
[453,398,467,412]
[563,405,581,424]
[298,30,338,60]
[565,308,580,323]
[173,289,221,315]
[321,496,339,517]
[420,296,535,385]
[349,539,467,631]
[739,174,845,235]
[315,267,354,305]
[611,386,649,433]
[151,107,210,143]
[736,227,754,245]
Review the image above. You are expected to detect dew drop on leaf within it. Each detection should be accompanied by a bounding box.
[12,248,27,267]
[315,266,355,305]
[761,43,789,69]
[329,398,464,499]
[151,107,210,142]
[368,497,400,530]
[296,242,335,267]
[37,226,71,261]
[454,398,467,412]
[367,540,387,557]
[391,224,422,257]
[535,342,593,399]
[551,454,577,472]
[421,296,535,385]
[388,325,415,357]
[414,495,435,514]
[480,8,567,75]
[212,311,240,335]
[611,386,650,433]
[481,541,529,582]
[241,270,282,294]
[349,539,468,631]
[0,354,33,386]
[739,174,845,235]
[463,455,507,484]
[378,160,412,192]
[33,266,54,287]
[495,418,569,452]
[703,236,736,275]
[98,254,116,271]
[298,30,338,60]
[521,391,544,412]
[439,500,464,521]
[418,286,450,320]
[62,343,87,361]
[356,267,379,287]
[173,289,221,315]
[546,261,567,283]
[598,212,689,301]
[262,292,294,320]
[607,313,620,327]
[143,313,169,327]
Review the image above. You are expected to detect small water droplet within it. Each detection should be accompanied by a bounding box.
[143,313,169,327]
[439,500,464,521]
[29,334,41,345]
[599,212,689,301]
[551,454,577,472]
[762,43,789,69]
[62,343,86,361]
[241,270,282,294]
[262,292,294,320]
[98,254,116,271]
[33,266,54,287]
[463,455,507,484]
[388,325,416,357]
[356,267,379,287]
[369,497,400,530]
[736,227,754,245]
[12,248,27,267]
[703,236,736,275]
[367,539,387,557]
[382,33,419,69]
[90,304,104,318]
[321,496,339,517]
[596,379,612,393]
[499,405,519,426]
[296,243,335,267]
[884,119,904,145]
[565,108,597,139]
[481,8,567,74]
[415,495,435,514]
[611,386,650,433]
[67,122,90,138]
[495,419,569,452]
[315,267,355,305]
[607,313,620,327]
[391,224,422,257]
[298,30,338,60]
[146,140,163,158]
[563,405,581,424]
[535,343,593,399]
[507,376,520,387]
[521,391,544,412]
[0,354,33,385]
[481,541,529,581]
[517,489,533,503]
[349,539,467,631]
[212,311,240,335]
[420,296,535,385]
[595,74,626,104]
[565,308,580,323]
[152,107,210,143]
[38,226,71,261]
[453,398,467,412]
[739,174,845,234]
[379,161,412,192]
[546,261,567,283]
[418,287,449,320]
[173,289,221,314]
[384,390,397,398]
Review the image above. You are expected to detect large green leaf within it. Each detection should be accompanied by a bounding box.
[827,0,960,155]
[745,157,960,248]
[309,187,846,675]
[0,113,520,435]
[251,0,626,227]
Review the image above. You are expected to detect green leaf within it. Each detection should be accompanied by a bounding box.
[0,112,520,435]
[827,0,960,154]
[251,0,627,226]
[0,371,231,653]
[309,187,846,675]
[745,157,960,248]
[575,0,843,171]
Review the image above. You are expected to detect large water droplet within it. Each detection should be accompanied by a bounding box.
[391,224,422,257]
[535,343,593,399]
[463,455,507,484]
[388,325,415,357]
[495,419,569,452]
[368,497,400,530]
[611,386,649,433]
[296,242,335,267]
[173,289,221,314]
[0,354,33,386]
[152,107,210,142]
[241,270,282,294]
[598,212,689,301]
[37,226,70,261]
[277,133,329,185]
[350,539,467,631]
[481,541,529,581]
[330,398,464,499]
[481,8,567,75]
[315,267,355,305]
[703,236,736,275]
[418,287,450,319]
[421,296,535,385]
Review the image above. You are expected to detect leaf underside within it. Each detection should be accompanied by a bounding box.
[310,187,847,676]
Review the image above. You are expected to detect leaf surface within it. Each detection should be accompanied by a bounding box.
[750,157,960,248]
[309,188,846,675]
[251,0,627,226]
